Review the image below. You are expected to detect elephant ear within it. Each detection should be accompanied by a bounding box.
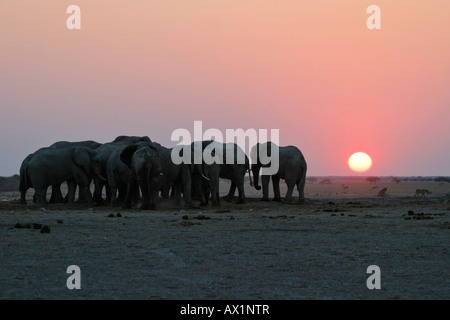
[120,144,139,168]
[148,142,159,153]
[73,148,91,174]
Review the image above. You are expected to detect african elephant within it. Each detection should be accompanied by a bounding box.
[198,140,252,204]
[25,147,104,206]
[250,142,307,204]
[92,136,152,205]
[152,142,192,206]
[48,140,103,203]
[200,160,221,206]
[120,143,161,210]
[50,140,102,149]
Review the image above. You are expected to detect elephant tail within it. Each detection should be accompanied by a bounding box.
[19,154,33,192]
[297,163,307,191]
[248,168,254,187]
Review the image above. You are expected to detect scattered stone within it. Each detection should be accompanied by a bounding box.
[215,209,231,213]
[116,213,122,217]
[194,215,211,220]
[57,220,64,224]
[348,214,357,217]
[331,213,337,216]
[407,210,414,216]
[14,223,23,228]
[40,226,51,233]
[182,215,189,220]
[107,213,115,218]
[32,223,42,229]
[179,209,186,214]
[40,208,46,212]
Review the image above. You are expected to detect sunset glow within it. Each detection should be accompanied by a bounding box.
[0,1,449,177]
[348,152,372,173]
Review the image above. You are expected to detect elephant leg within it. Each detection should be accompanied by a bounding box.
[77,185,89,203]
[272,176,282,202]
[191,174,202,201]
[35,185,48,206]
[173,182,182,205]
[161,183,170,199]
[147,173,160,210]
[236,182,246,204]
[114,181,127,207]
[66,180,77,203]
[181,168,192,207]
[260,175,270,201]
[123,173,137,209]
[109,183,118,206]
[93,178,106,205]
[20,186,29,204]
[78,181,95,204]
[50,184,65,203]
[139,180,149,210]
[284,183,296,204]
[223,182,236,202]
[211,182,219,206]
[201,182,209,206]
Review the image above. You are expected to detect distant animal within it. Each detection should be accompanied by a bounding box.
[377,187,387,197]
[415,189,430,198]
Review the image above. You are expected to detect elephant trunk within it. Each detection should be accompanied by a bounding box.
[251,165,261,190]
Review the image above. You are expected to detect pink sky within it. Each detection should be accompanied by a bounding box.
[1,0,449,176]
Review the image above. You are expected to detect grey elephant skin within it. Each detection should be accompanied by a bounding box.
[48,140,103,203]
[199,140,251,204]
[23,147,103,206]
[152,142,193,206]
[200,159,221,206]
[251,142,307,204]
[120,144,162,210]
[19,153,35,204]
[93,136,152,206]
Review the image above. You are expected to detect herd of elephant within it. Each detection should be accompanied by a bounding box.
[19,135,307,209]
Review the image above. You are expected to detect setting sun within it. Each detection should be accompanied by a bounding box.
[348,152,372,172]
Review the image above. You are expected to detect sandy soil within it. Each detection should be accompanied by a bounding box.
[1,177,449,300]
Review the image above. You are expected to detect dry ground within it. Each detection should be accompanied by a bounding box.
[1,177,449,300]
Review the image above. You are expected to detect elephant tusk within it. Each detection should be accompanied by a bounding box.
[201,173,210,181]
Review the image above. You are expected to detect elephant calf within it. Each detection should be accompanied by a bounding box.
[120,144,162,210]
